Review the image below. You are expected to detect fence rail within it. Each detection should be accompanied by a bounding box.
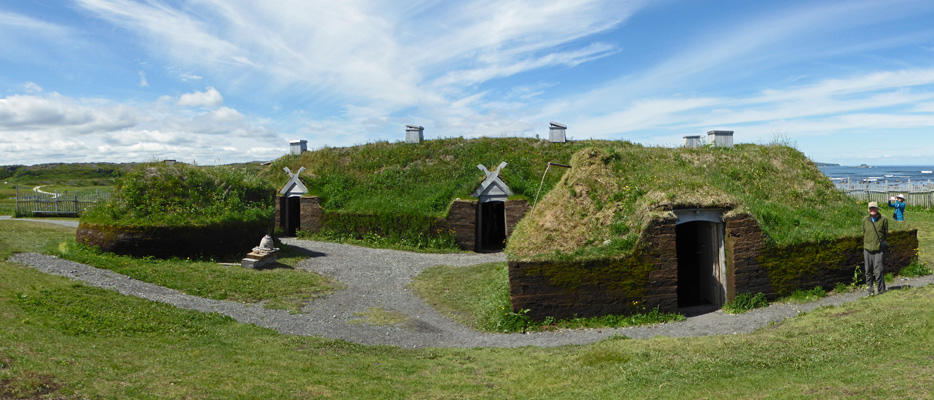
[832,179,934,208]
[15,188,111,216]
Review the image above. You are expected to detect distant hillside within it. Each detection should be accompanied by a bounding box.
[508,143,878,261]
[266,137,592,217]
[0,163,133,185]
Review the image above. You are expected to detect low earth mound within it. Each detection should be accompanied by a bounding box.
[78,163,275,258]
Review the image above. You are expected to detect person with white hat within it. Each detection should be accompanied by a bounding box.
[862,201,889,295]
[888,194,906,221]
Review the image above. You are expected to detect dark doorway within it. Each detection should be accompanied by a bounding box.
[286,196,301,236]
[676,221,725,307]
[478,201,506,251]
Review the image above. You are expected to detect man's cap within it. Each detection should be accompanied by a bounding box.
[868,201,879,209]
[897,194,906,199]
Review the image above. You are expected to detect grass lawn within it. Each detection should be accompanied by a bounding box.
[1,221,339,314]
[906,206,934,266]
[2,256,933,398]
[2,215,934,398]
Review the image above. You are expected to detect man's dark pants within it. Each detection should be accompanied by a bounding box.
[864,249,886,294]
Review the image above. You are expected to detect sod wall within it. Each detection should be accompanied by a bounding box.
[76,220,272,259]
[509,213,918,320]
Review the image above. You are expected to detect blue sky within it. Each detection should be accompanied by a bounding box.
[2,0,934,166]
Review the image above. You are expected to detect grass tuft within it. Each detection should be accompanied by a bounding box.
[778,286,828,304]
[723,292,769,314]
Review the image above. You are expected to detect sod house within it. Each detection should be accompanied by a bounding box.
[273,159,531,252]
[267,137,587,251]
[506,142,918,320]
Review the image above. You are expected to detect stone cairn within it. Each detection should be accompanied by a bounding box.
[241,235,279,269]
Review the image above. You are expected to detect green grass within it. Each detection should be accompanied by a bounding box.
[408,263,511,330]
[4,212,934,398]
[777,286,828,304]
[268,137,588,217]
[408,263,683,333]
[81,162,274,227]
[0,220,77,259]
[0,221,338,313]
[905,206,934,266]
[55,241,339,313]
[0,162,127,186]
[3,256,934,398]
[723,292,769,314]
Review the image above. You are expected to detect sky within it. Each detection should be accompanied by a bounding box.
[2,0,934,166]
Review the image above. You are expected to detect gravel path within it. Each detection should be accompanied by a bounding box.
[0,216,79,227]
[7,234,934,348]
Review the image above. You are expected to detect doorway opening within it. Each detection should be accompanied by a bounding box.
[478,201,507,251]
[285,196,301,236]
[675,212,726,308]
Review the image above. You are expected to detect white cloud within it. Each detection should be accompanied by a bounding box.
[138,70,148,88]
[0,91,282,165]
[0,93,139,134]
[177,87,223,108]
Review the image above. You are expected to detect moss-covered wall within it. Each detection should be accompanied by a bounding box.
[758,229,918,296]
[76,221,272,259]
[509,217,679,320]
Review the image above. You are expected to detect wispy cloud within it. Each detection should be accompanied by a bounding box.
[138,71,148,88]
[74,0,643,113]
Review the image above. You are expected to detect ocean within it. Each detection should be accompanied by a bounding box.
[818,165,934,184]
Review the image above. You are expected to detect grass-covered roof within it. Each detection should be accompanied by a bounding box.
[266,137,593,217]
[81,163,274,227]
[507,142,885,261]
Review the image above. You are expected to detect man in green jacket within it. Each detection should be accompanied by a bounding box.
[862,201,888,295]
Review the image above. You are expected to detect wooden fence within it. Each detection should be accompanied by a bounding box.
[834,180,934,208]
[15,188,111,216]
